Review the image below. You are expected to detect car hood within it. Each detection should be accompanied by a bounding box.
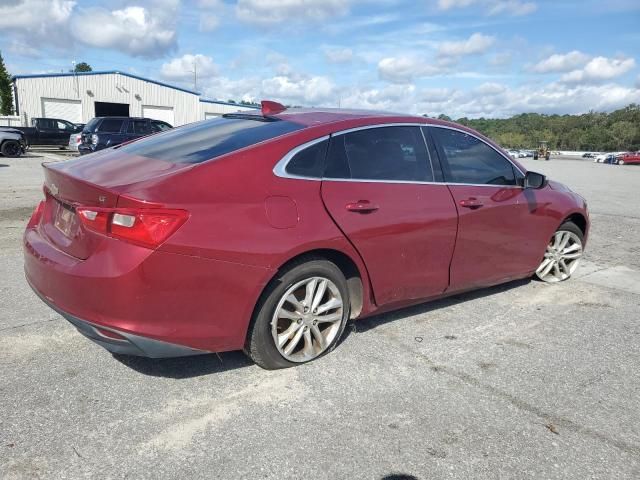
[547,179,572,192]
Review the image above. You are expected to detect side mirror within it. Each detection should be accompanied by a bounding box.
[524,171,546,189]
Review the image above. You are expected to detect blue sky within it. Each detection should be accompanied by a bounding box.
[1,0,639,118]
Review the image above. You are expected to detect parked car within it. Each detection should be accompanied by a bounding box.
[0,128,28,157]
[582,152,596,158]
[24,101,589,369]
[78,117,172,155]
[68,132,82,152]
[617,152,640,165]
[2,118,82,147]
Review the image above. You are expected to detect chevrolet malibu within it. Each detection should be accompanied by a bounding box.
[24,101,589,369]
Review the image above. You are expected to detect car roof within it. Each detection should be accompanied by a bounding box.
[232,106,466,131]
[93,117,161,121]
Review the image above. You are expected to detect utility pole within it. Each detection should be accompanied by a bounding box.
[192,61,198,92]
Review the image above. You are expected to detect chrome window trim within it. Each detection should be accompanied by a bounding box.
[272,122,525,187]
[272,135,330,181]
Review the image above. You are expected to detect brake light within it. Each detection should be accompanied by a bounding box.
[77,207,188,249]
[27,201,45,229]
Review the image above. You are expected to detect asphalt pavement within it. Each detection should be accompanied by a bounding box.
[1,153,639,479]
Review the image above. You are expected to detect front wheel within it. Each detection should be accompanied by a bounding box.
[618,160,625,165]
[245,259,350,369]
[1,140,22,157]
[535,221,584,283]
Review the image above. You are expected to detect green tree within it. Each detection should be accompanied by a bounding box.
[71,62,92,73]
[0,51,14,115]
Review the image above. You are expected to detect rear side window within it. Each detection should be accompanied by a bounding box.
[285,140,328,178]
[122,117,304,164]
[127,120,150,134]
[430,127,517,186]
[325,126,433,182]
[97,119,124,133]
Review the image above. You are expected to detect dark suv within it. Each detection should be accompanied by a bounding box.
[79,117,172,155]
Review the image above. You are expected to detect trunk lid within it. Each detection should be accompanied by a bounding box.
[39,149,193,259]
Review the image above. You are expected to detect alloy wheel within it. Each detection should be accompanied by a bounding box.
[535,230,583,282]
[271,276,344,362]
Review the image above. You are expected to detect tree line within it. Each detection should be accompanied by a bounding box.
[438,104,640,152]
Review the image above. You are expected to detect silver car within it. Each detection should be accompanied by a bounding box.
[68,132,82,152]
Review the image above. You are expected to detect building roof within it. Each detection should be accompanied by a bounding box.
[13,70,200,96]
[12,70,260,109]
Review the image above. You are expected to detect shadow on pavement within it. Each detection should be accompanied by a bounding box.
[113,350,253,379]
[345,278,531,340]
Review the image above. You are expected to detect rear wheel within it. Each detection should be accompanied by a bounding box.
[535,221,584,283]
[245,260,350,369]
[1,140,22,158]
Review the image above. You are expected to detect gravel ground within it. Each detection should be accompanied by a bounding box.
[1,153,639,479]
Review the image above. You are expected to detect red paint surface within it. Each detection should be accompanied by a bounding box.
[24,109,589,353]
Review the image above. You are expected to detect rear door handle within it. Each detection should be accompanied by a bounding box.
[459,198,484,209]
[346,200,379,214]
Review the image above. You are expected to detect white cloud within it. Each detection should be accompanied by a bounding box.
[531,51,590,73]
[70,1,179,58]
[236,0,352,26]
[438,33,495,57]
[437,0,537,16]
[202,70,337,106]
[488,0,536,16]
[378,56,445,84]
[323,47,354,64]
[561,56,636,84]
[0,0,75,45]
[161,54,218,82]
[199,13,220,32]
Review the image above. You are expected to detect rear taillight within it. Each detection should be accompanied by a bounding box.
[77,207,188,249]
[27,201,45,229]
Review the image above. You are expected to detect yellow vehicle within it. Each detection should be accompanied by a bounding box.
[533,141,550,160]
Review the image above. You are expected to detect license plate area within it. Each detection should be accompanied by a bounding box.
[53,201,77,238]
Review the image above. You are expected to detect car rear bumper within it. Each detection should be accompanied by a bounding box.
[30,284,207,357]
[24,224,274,357]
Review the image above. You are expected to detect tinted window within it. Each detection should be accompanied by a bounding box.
[121,117,304,164]
[431,128,517,185]
[83,118,100,133]
[285,140,328,178]
[127,120,150,134]
[325,126,432,182]
[97,119,124,133]
[150,121,172,133]
[38,119,55,129]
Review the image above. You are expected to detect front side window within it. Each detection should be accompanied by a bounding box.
[97,119,124,133]
[430,127,518,186]
[150,121,172,133]
[325,126,433,182]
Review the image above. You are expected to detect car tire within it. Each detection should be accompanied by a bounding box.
[618,160,625,165]
[535,221,584,283]
[245,259,350,370]
[1,140,22,158]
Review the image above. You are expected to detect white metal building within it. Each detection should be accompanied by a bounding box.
[11,70,256,127]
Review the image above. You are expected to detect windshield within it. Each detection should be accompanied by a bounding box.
[119,117,305,164]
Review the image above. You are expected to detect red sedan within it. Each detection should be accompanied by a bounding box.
[618,152,640,165]
[24,101,589,369]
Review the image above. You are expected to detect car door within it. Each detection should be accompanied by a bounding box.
[320,125,458,306]
[54,120,75,145]
[36,119,58,144]
[427,126,547,291]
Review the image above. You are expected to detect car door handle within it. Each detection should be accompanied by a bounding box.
[346,200,379,214]
[459,198,484,209]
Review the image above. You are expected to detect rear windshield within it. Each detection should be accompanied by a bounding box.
[120,117,305,164]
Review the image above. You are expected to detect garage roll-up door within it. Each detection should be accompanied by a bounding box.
[42,98,82,123]
[142,105,175,126]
